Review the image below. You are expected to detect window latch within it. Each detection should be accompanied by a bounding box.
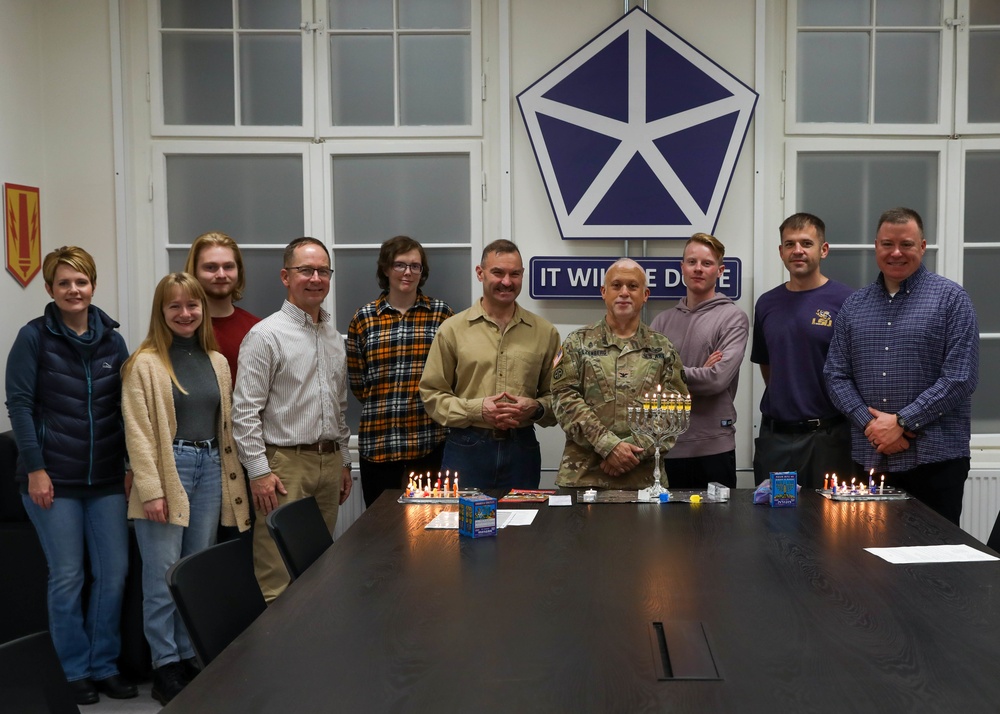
[300,21,324,33]
[945,16,966,30]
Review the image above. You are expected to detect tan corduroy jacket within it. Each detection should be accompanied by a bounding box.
[123,350,250,531]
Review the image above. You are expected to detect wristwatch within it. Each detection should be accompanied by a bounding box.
[532,404,545,421]
[896,414,907,430]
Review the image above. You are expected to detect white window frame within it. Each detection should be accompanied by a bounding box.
[954,0,1000,134]
[785,0,955,136]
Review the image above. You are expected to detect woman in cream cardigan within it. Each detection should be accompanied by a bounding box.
[122,272,250,706]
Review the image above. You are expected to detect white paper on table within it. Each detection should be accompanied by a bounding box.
[425,511,459,529]
[864,544,999,564]
[548,495,573,507]
[499,509,537,527]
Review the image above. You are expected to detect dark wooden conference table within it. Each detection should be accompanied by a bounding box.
[164,489,1000,713]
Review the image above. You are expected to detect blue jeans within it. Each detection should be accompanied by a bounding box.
[22,492,128,682]
[134,443,221,667]
[442,427,541,490]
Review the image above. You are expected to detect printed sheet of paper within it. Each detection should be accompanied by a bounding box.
[865,544,998,564]
[424,509,537,530]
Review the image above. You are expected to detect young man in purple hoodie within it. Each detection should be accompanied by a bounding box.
[650,233,748,488]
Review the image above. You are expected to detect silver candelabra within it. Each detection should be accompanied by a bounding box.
[626,390,691,497]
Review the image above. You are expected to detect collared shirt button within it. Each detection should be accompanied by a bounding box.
[882,372,887,377]
[884,346,889,351]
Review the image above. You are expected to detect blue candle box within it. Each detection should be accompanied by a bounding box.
[459,494,497,538]
[770,471,797,508]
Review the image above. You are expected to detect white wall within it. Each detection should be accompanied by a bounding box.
[0,0,120,432]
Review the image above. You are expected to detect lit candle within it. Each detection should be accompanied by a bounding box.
[869,468,875,492]
[880,474,885,494]
[454,473,459,494]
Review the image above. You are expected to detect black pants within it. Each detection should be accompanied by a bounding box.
[665,450,736,489]
[854,457,970,526]
[360,443,446,508]
[754,420,853,490]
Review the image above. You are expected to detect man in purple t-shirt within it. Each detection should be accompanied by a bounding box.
[751,213,854,489]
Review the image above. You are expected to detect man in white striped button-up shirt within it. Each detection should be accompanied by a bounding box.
[233,237,353,602]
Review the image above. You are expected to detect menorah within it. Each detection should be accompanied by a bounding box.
[626,389,691,497]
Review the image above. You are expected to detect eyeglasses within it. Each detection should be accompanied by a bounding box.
[392,262,423,274]
[287,266,332,279]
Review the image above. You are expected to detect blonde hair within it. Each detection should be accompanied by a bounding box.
[184,231,247,302]
[123,273,218,394]
[42,246,97,287]
[685,232,726,262]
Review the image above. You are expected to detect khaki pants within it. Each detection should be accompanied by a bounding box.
[253,445,342,602]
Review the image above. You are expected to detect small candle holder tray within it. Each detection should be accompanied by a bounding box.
[398,489,482,504]
[818,487,910,502]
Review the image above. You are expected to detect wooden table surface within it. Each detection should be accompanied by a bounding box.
[163,490,1000,713]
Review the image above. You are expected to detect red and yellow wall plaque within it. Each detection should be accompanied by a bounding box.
[5,183,41,287]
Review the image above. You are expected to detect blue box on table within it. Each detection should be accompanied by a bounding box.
[459,494,497,538]
[770,471,797,508]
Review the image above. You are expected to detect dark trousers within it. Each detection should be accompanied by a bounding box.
[854,457,969,526]
[441,427,541,490]
[754,420,853,490]
[665,450,736,489]
[360,442,446,508]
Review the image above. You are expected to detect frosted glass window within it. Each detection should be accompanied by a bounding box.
[970,0,1000,25]
[399,0,471,29]
[240,35,302,126]
[822,249,936,290]
[796,33,869,123]
[797,153,938,245]
[330,35,395,126]
[964,249,1000,332]
[329,0,393,29]
[168,247,286,320]
[876,0,941,26]
[964,153,1000,243]
[162,35,235,125]
[331,154,470,244]
[161,0,231,28]
[874,33,939,123]
[238,0,300,29]
[972,339,1000,433]
[165,155,304,245]
[797,0,870,26]
[968,31,1000,123]
[399,35,471,125]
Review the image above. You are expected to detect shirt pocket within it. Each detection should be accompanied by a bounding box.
[504,349,546,396]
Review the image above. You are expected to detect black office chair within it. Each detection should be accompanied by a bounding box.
[166,538,266,667]
[0,631,80,714]
[988,509,1000,553]
[265,496,333,581]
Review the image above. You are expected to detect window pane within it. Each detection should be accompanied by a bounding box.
[972,338,1000,433]
[329,0,393,29]
[168,247,287,320]
[161,0,232,29]
[399,35,471,125]
[239,0,301,29]
[330,35,395,126]
[797,152,938,245]
[331,154,471,244]
[968,31,1000,123]
[964,152,1000,243]
[797,32,870,122]
[874,32,939,123]
[798,0,870,26]
[876,0,941,26]
[822,248,937,289]
[399,0,471,29]
[970,0,1000,25]
[166,155,304,245]
[240,35,303,126]
[333,154,472,245]
[964,248,1000,332]
[162,34,235,125]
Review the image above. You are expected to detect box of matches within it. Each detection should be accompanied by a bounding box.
[459,494,497,538]
[770,471,797,508]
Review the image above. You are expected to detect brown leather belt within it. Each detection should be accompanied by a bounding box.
[283,441,340,454]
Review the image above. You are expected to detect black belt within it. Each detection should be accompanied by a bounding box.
[465,426,531,441]
[761,414,845,434]
[173,437,218,449]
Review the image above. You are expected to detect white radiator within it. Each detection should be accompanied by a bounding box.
[961,469,1000,545]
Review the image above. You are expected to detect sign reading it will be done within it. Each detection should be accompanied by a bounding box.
[528,257,741,301]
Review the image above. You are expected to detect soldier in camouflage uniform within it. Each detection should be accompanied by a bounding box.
[553,258,687,489]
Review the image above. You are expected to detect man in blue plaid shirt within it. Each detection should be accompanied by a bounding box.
[825,207,979,524]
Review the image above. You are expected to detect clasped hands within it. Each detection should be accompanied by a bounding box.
[601,441,645,478]
[864,407,916,455]
[483,392,538,431]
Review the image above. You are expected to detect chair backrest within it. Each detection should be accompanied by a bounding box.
[988,509,1000,553]
[166,537,266,666]
[0,631,80,714]
[265,496,333,581]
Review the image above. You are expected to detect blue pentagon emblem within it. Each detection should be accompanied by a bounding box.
[517,8,758,240]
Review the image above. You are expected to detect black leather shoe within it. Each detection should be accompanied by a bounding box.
[152,662,187,705]
[181,656,202,682]
[94,674,138,699]
[67,678,99,705]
